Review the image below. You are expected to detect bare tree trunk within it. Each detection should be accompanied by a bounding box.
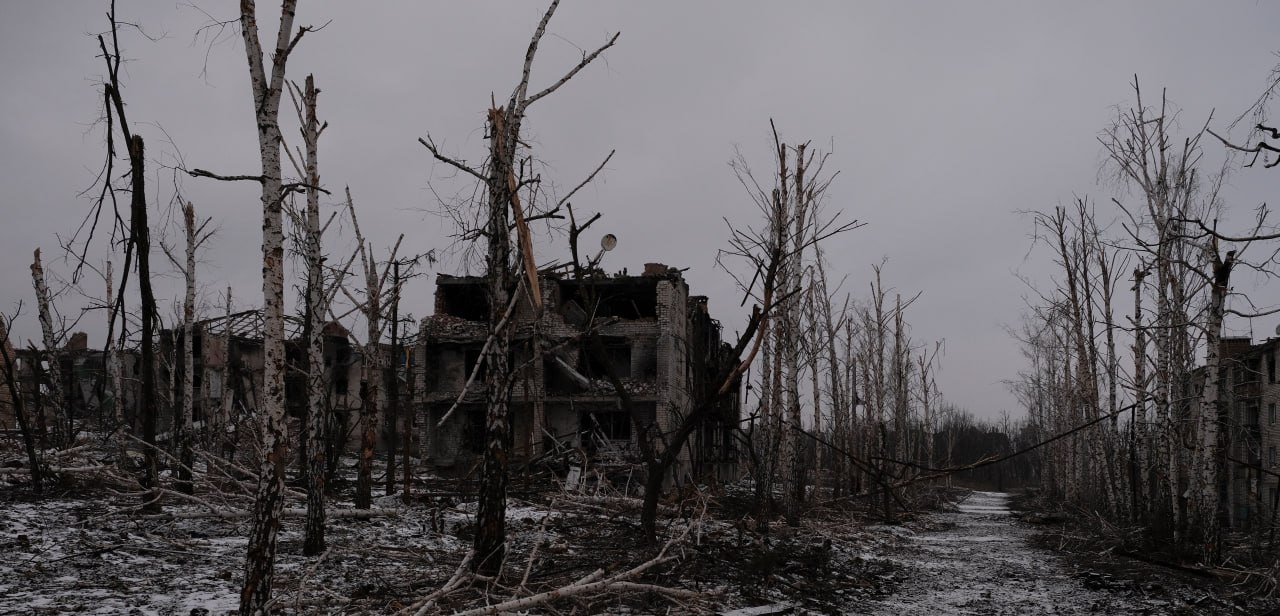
[127,136,161,514]
[106,262,129,464]
[1090,212,1126,521]
[300,75,327,557]
[1131,268,1148,523]
[348,193,383,511]
[0,319,41,493]
[918,351,934,474]
[530,328,546,460]
[30,248,66,446]
[385,261,401,496]
[892,294,907,470]
[220,287,235,459]
[845,321,860,495]
[474,105,518,575]
[781,143,809,524]
[417,0,617,562]
[397,261,412,501]
[806,278,823,499]
[177,202,198,494]
[754,297,775,515]
[238,1,298,612]
[1199,246,1234,560]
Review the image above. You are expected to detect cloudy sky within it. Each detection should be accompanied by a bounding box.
[3,1,1280,420]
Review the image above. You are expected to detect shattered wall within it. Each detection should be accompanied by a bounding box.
[416,264,741,485]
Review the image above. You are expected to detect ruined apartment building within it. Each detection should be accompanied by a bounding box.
[416,263,741,484]
[3,331,113,435]
[1215,336,1280,529]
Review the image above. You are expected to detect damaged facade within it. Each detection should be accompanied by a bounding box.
[165,311,411,455]
[0,311,412,460]
[1214,336,1280,530]
[3,264,740,488]
[416,263,741,484]
[1,330,117,440]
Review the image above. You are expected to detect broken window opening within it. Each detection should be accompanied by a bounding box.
[437,282,489,321]
[462,405,487,453]
[545,352,587,392]
[582,410,631,443]
[285,374,306,417]
[580,338,630,380]
[558,279,658,320]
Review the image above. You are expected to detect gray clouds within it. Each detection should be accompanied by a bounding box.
[3,1,1279,419]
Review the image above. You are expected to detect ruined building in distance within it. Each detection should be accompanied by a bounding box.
[416,263,742,485]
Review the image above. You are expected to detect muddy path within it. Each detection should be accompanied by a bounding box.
[852,491,1210,615]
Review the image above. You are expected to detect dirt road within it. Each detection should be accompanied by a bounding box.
[855,491,1186,615]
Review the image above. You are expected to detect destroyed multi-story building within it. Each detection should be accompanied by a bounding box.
[416,263,742,484]
[2,330,114,441]
[172,311,410,455]
[0,306,415,466]
[1214,336,1280,530]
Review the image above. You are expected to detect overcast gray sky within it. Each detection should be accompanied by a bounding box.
[3,1,1280,421]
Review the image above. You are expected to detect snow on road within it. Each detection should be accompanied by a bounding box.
[854,491,1164,615]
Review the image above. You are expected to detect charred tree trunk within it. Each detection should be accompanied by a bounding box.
[473,106,517,574]
[128,136,161,514]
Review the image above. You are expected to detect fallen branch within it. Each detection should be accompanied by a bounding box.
[138,507,398,520]
[446,509,701,615]
[398,551,475,616]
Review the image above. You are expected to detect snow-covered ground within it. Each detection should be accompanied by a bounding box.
[852,491,1211,615]
[3,482,1267,614]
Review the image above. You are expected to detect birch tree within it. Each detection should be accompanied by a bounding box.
[418,0,617,573]
[160,202,213,494]
[29,248,67,446]
[294,74,329,556]
[723,126,853,531]
[1102,80,1219,552]
[184,0,317,611]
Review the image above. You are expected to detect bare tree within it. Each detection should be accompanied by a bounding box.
[293,74,329,557]
[160,202,214,494]
[418,0,617,573]
[184,0,318,611]
[340,188,404,510]
[1102,79,1220,554]
[29,248,67,446]
[0,313,41,493]
[717,125,855,533]
[84,2,163,512]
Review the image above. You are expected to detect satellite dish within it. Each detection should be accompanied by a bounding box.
[1274,323,1280,336]
[600,234,617,252]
